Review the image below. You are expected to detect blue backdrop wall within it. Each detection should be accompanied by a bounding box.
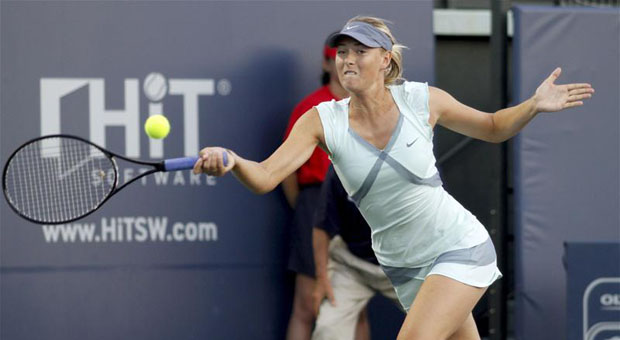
[0,1,434,339]
[512,5,620,340]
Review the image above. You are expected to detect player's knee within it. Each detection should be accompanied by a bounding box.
[397,327,452,340]
[397,333,448,340]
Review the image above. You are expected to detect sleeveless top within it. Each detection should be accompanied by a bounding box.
[315,81,488,267]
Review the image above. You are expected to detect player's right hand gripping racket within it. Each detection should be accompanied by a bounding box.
[2,134,227,225]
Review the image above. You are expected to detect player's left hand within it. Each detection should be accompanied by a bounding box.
[533,67,594,113]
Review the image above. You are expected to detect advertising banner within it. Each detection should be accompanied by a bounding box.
[1,1,434,339]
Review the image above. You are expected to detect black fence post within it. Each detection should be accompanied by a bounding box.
[489,0,509,339]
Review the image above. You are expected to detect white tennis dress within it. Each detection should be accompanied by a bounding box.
[316,81,501,309]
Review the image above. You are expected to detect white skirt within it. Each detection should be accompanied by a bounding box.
[381,235,503,312]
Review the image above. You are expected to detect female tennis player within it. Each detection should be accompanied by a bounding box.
[193,16,594,340]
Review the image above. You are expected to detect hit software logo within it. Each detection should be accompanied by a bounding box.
[40,72,232,158]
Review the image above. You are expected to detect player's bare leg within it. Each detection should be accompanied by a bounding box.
[448,313,479,340]
[396,274,487,340]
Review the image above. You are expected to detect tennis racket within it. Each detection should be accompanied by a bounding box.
[2,134,227,225]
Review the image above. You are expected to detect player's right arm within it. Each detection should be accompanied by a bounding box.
[193,108,326,195]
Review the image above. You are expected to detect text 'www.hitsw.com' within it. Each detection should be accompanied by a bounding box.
[42,217,218,243]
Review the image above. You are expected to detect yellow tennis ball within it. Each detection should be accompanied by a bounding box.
[144,115,170,139]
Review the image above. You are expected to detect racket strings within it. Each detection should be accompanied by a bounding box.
[4,137,116,223]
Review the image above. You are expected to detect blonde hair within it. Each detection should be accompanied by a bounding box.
[345,16,407,85]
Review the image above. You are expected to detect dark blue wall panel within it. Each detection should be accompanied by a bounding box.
[512,5,620,340]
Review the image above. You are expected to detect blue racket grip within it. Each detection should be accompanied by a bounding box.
[164,157,199,171]
[163,152,229,171]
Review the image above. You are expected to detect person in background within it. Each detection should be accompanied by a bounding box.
[312,167,403,340]
[281,34,368,340]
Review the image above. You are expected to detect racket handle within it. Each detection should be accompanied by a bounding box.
[164,157,200,171]
[163,151,229,171]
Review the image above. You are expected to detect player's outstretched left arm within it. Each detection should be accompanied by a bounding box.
[430,67,594,143]
[532,67,594,112]
[193,108,326,195]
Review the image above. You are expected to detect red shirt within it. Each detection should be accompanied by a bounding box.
[284,85,339,185]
